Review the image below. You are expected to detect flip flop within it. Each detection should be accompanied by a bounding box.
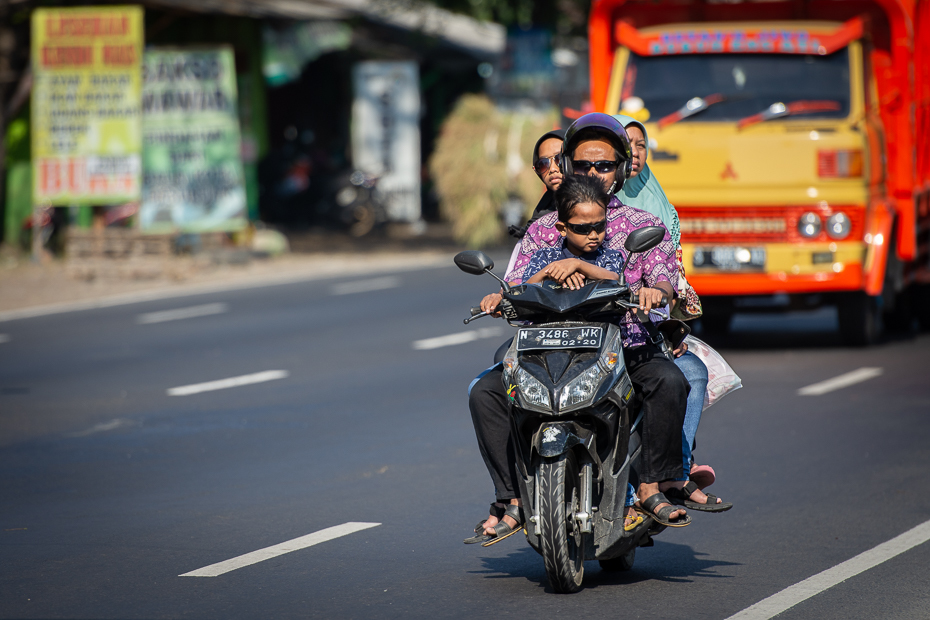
[464,503,506,544]
[689,464,716,490]
[665,481,732,513]
[481,504,525,547]
[635,492,691,528]
[623,510,644,532]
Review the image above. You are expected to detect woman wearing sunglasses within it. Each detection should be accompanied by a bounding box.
[508,129,566,239]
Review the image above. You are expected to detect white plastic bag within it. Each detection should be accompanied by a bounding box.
[684,335,742,410]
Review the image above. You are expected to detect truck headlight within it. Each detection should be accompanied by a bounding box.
[515,367,550,409]
[798,212,821,238]
[559,364,604,412]
[826,212,851,239]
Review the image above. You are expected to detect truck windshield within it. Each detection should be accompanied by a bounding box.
[622,50,850,122]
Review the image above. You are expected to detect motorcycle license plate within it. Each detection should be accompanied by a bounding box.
[516,327,603,351]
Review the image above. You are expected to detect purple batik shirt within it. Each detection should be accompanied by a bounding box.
[505,195,678,349]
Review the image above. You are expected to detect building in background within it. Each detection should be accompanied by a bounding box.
[2,0,505,249]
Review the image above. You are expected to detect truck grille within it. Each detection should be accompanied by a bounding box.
[678,206,864,244]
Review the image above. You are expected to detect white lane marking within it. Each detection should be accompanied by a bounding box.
[167,370,289,396]
[0,334,9,343]
[137,302,228,324]
[72,418,135,437]
[725,519,930,620]
[412,326,504,350]
[798,367,883,396]
[179,522,381,577]
[330,276,400,296]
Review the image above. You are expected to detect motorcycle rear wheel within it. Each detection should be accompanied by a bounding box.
[539,452,585,593]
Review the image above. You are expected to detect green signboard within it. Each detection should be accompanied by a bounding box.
[140,47,246,233]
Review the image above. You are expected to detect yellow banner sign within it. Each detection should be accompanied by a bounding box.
[31,6,143,204]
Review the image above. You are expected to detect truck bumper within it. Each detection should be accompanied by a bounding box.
[684,241,866,296]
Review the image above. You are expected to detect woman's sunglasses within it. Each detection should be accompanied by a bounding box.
[533,153,562,174]
[565,220,607,235]
[572,160,620,174]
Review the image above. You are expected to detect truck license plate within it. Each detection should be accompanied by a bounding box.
[693,247,765,271]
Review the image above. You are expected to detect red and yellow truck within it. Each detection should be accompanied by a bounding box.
[589,0,930,344]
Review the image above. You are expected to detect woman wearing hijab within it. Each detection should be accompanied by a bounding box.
[615,114,726,509]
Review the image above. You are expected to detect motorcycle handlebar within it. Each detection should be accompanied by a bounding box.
[630,294,668,307]
[464,303,502,324]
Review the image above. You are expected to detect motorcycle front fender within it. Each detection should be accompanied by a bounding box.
[533,422,594,459]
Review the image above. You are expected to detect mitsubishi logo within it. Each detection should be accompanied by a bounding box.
[721,161,738,180]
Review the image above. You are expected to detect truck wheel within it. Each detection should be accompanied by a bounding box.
[914,284,930,331]
[837,292,882,346]
[599,548,635,572]
[700,312,732,335]
[539,452,585,593]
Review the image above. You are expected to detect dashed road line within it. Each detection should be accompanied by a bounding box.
[0,334,9,343]
[798,367,883,396]
[167,370,289,396]
[331,276,400,296]
[725,519,930,620]
[137,302,228,324]
[71,418,135,437]
[412,326,504,350]
[179,522,381,577]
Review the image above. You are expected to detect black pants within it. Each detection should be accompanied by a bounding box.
[468,343,688,500]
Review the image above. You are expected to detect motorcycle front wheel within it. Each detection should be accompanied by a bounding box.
[538,451,585,593]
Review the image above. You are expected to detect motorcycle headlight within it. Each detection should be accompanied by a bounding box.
[559,364,604,412]
[515,366,550,409]
[798,212,822,238]
[826,212,851,240]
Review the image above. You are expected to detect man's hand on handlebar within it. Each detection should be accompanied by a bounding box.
[672,341,689,358]
[480,292,503,317]
[637,287,667,312]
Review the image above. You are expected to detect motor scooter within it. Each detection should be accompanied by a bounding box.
[455,225,678,593]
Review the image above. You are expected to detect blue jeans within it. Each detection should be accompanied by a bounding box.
[674,350,708,479]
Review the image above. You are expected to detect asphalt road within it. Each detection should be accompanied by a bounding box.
[2,255,929,619]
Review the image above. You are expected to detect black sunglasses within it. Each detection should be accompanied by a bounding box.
[572,160,620,174]
[564,220,607,235]
[533,153,562,174]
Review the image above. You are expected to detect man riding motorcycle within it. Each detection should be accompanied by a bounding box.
[466,113,691,545]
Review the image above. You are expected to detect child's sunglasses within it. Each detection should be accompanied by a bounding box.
[572,160,620,174]
[533,153,562,174]
[565,220,607,235]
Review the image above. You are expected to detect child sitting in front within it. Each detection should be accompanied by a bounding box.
[522,174,624,288]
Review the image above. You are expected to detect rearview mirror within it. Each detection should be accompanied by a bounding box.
[454,251,494,275]
[624,226,666,254]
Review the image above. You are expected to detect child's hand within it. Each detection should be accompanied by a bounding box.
[543,259,586,290]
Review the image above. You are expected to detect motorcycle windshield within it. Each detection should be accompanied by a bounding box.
[504,280,627,321]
